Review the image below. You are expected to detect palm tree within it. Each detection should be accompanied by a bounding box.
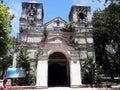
[16,48,32,71]
[82,55,103,84]
[16,47,33,85]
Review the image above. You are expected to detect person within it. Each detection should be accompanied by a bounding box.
[0,78,7,90]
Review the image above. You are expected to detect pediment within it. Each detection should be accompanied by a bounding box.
[45,17,66,25]
[44,17,66,29]
[46,36,68,44]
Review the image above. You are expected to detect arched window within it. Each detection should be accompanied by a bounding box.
[78,12,85,19]
[56,19,60,26]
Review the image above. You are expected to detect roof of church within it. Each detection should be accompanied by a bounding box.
[44,17,67,25]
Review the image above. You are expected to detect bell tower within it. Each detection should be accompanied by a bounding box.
[19,1,44,32]
[69,4,91,25]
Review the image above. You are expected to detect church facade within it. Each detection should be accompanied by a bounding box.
[13,1,94,88]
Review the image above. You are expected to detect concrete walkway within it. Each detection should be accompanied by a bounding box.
[18,87,112,90]
[6,86,120,90]
[48,87,110,90]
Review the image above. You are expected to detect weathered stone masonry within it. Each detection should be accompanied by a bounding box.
[13,1,94,88]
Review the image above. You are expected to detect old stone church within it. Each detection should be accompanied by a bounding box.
[13,1,94,88]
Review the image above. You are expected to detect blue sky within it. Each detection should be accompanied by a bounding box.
[4,0,106,37]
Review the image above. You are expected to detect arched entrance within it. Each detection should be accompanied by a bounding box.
[48,52,70,87]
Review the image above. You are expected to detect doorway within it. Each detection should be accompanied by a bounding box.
[48,52,70,87]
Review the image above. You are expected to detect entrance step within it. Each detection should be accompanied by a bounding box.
[7,86,111,90]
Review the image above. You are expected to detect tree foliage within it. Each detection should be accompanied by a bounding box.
[0,55,13,79]
[82,55,103,84]
[0,1,14,57]
[61,21,76,32]
[16,47,35,85]
[94,0,118,3]
[42,25,48,42]
[16,48,32,71]
[92,3,120,81]
[0,0,14,79]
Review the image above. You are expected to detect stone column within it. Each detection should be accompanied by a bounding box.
[12,53,17,67]
[70,60,82,87]
[36,60,48,88]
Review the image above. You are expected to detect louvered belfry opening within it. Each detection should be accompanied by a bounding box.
[48,52,70,87]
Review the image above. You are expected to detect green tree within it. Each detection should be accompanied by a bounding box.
[42,25,48,42]
[61,21,76,32]
[92,9,111,74]
[0,37,15,79]
[92,3,120,82]
[105,3,120,80]
[0,0,14,79]
[16,47,33,85]
[0,55,13,79]
[94,0,117,3]
[16,48,32,71]
[0,1,14,57]
[82,55,103,84]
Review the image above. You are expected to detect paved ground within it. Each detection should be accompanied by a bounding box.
[20,87,111,90]
[6,85,120,90]
[48,87,110,90]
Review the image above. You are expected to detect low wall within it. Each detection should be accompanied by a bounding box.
[6,86,36,90]
[6,86,120,90]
